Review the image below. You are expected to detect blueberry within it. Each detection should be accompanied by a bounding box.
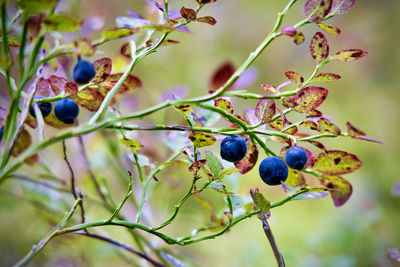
[73,59,96,84]
[54,98,80,124]
[0,127,3,142]
[29,97,52,118]
[285,146,308,170]
[220,135,247,162]
[259,156,288,186]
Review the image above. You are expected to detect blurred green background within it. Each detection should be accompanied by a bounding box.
[1,0,399,266]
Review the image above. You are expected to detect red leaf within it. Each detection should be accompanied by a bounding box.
[196,16,217,25]
[180,7,197,21]
[234,140,259,174]
[210,62,235,92]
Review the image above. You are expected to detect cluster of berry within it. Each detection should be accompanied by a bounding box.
[220,135,308,185]
[29,59,96,124]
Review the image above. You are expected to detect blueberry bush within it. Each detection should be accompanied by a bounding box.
[0,0,384,266]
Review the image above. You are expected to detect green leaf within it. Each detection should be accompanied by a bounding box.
[220,168,240,176]
[317,22,341,36]
[255,99,276,123]
[214,98,233,114]
[208,180,226,192]
[205,150,222,178]
[310,32,329,63]
[285,168,306,187]
[333,49,368,62]
[119,138,144,151]
[313,150,362,175]
[43,14,83,32]
[101,27,139,42]
[188,132,216,148]
[313,72,341,82]
[17,0,57,15]
[319,175,352,207]
[292,188,330,200]
[250,188,270,212]
[234,140,259,174]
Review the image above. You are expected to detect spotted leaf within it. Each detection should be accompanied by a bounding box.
[317,117,341,135]
[310,32,329,63]
[119,138,144,151]
[313,72,341,82]
[92,58,112,84]
[285,71,304,84]
[189,159,207,173]
[333,49,368,62]
[188,132,216,148]
[286,169,306,187]
[319,175,352,207]
[313,150,362,175]
[100,74,142,95]
[329,0,356,16]
[291,86,328,113]
[10,128,32,157]
[101,27,139,42]
[317,22,341,36]
[70,87,105,112]
[234,140,259,174]
[293,30,305,45]
[214,98,233,114]
[196,16,217,25]
[180,7,196,21]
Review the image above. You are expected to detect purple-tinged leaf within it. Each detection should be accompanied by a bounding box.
[351,136,383,144]
[196,16,217,25]
[313,72,341,82]
[317,117,341,135]
[392,181,400,197]
[116,17,151,28]
[285,71,304,84]
[48,75,67,95]
[319,175,352,207]
[304,0,333,22]
[210,62,235,92]
[307,109,324,117]
[286,168,306,187]
[64,82,78,96]
[208,180,226,193]
[333,49,368,62]
[234,140,259,174]
[70,87,105,112]
[260,83,278,94]
[120,42,132,58]
[243,108,258,126]
[180,7,197,21]
[293,30,305,45]
[292,189,330,200]
[36,78,54,97]
[346,121,366,136]
[188,132,216,148]
[290,86,328,113]
[280,26,297,37]
[189,159,207,173]
[255,99,276,123]
[308,140,329,154]
[92,58,112,84]
[330,0,356,16]
[317,22,341,36]
[310,32,329,63]
[313,150,362,175]
[214,98,233,114]
[145,39,180,48]
[100,74,142,95]
[234,68,258,89]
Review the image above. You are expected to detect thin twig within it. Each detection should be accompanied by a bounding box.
[259,212,285,267]
[74,232,165,267]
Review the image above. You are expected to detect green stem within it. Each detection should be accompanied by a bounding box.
[106,173,133,223]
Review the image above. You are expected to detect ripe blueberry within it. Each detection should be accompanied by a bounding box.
[73,59,96,84]
[54,98,80,124]
[259,156,288,186]
[285,146,308,170]
[29,97,52,118]
[220,135,247,162]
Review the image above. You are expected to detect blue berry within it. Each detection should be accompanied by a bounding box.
[285,146,308,170]
[220,135,247,162]
[54,98,80,124]
[29,97,52,118]
[259,156,288,186]
[0,127,3,142]
[73,59,96,84]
